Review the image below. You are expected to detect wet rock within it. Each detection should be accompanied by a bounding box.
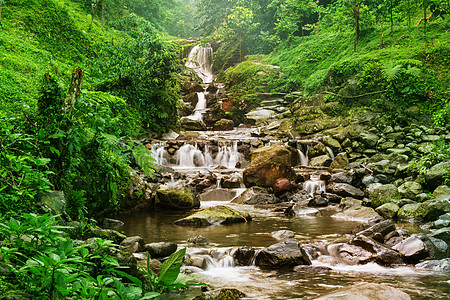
[232,247,256,266]
[328,183,364,199]
[309,142,327,158]
[183,82,204,93]
[375,202,400,219]
[197,179,213,191]
[330,171,353,184]
[124,242,140,254]
[334,202,382,224]
[206,84,218,93]
[143,242,177,258]
[350,235,403,266]
[289,205,322,217]
[425,161,450,190]
[322,136,342,152]
[174,205,251,226]
[360,132,379,148]
[357,219,396,240]
[330,152,349,169]
[309,195,328,207]
[120,236,145,249]
[213,119,234,131]
[324,193,342,204]
[155,185,200,210]
[391,198,417,208]
[200,189,237,202]
[272,230,295,241]
[221,173,243,188]
[102,218,125,229]
[192,288,246,300]
[315,282,411,300]
[37,191,67,216]
[416,258,450,272]
[87,227,127,244]
[294,265,333,273]
[255,240,311,269]
[433,185,450,200]
[415,198,450,222]
[310,155,332,167]
[273,178,292,196]
[432,213,450,229]
[429,228,450,244]
[231,186,276,204]
[392,235,428,263]
[398,181,423,200]
[181,118,207,131]
[371,184,399,201]
[397,203,420,221]
[243,145,296,187]
[187,235,210,246]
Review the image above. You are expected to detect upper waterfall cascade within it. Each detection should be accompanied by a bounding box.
[185,44,215,84]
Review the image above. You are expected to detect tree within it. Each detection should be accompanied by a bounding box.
[226,6,258,62]
[0,0,5,28]
[344,1,364,52]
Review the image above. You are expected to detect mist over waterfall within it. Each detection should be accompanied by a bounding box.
[185,44,215,84]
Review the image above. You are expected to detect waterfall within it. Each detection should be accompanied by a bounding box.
[174,142,240,169]
[298,149,308,166]
[185,44,215,84]
[326,146,335,160]
[150,143,167,165]
[186,92,208,122]
[303,180,326,196]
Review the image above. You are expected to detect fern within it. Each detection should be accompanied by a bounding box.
[404,64,422,78]
[382,61,403,82]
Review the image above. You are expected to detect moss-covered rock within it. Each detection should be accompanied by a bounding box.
[425,161,450,190]
[155,185,200,210]
[243,145,296,187]
[375,202,400,219]
[174,205,251,226]
[415,199,450,222]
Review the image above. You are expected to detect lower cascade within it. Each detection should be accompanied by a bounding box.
[117,44,450,300]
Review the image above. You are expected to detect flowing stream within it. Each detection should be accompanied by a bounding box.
[116,44,450,299]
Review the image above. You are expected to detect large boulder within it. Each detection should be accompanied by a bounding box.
[254,240,311,269]
[328,183,364,199]
[329,152,349,170]
[155,185,200,210]
[425,161,450,190]
[350,235,403,266]
[433,185,450,200]
[398,181,423,200]
[231,186,279,205]
[359,132,379,148]
[37,191,67,216]
[315,283,411,300]
[392,235,429,263]
[415,198,450,222]
[397,203,420,221]
[375,202,400,219]
[334,198,382,224]
[181,117,207,131]
[310,155,332,167]
[243,145,296,187]
[174,205,251,226]
[213,119,234,131]
[142,242,177,258]
[371,184,399,202]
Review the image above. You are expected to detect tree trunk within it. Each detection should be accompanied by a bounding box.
[423,0,427,36]
[390,0,394,35]
[353,4,362,52]
[62,67,84,115]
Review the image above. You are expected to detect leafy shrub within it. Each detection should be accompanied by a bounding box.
[409,138,450,175]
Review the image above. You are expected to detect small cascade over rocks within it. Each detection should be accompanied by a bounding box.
[185,44,215,84]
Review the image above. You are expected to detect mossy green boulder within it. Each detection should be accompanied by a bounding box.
[174,205,251,226]
[155,185,200,210]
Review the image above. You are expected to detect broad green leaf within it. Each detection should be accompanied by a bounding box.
[157,247,185,286]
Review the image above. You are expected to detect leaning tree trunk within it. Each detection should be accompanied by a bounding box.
[62,67,84,115]
[352,4,362,52]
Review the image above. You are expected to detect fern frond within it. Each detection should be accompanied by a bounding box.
[404,65,422,78]
[382,61,403,82]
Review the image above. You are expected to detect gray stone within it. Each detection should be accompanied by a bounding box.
[429,228,450,244]
[121,236,144,249]
[322,136,342,152]
[102,218,124,228]
[330,172,353,184]
[181,117,207,131]
[432,213,450,229]
[272,230,295,241]
[375,202,400,219]
[174,205,251,226]
[357,219,396,239]
[221,173,243,188]
[329,183,364,199]
[155,185,200,210]
[425,161,450,190]
[416,259,450,272]
[350,235,404,266]
[37,191,67,215]
[371,184,399,202]
[254,240,311,269]
[398,181,423,200]
[187,235,210,246]
[310,155,333,167]
[231,186,276,204]
[433,185,450,200]
[392,235,428,263]
[143,242,177,258]
[415,198,450,222]
[360,132,379,148]
[397,203,420,220]
[200,189,237,202]
[329,152,350,170]
[333,205,383,224]
[315,283,411,300]
[233,247,256,266]
[391,198,417,208]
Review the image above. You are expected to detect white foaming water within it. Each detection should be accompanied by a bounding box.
[298,149,308,166]
[186,92,208,122]
[185,44,215,84]
[303,180,326,196]
[326,146,335,160]
[174,142,240,169]
[150,143,167,165]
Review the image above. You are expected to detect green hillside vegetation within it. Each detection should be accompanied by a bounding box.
[0,0,182,216]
